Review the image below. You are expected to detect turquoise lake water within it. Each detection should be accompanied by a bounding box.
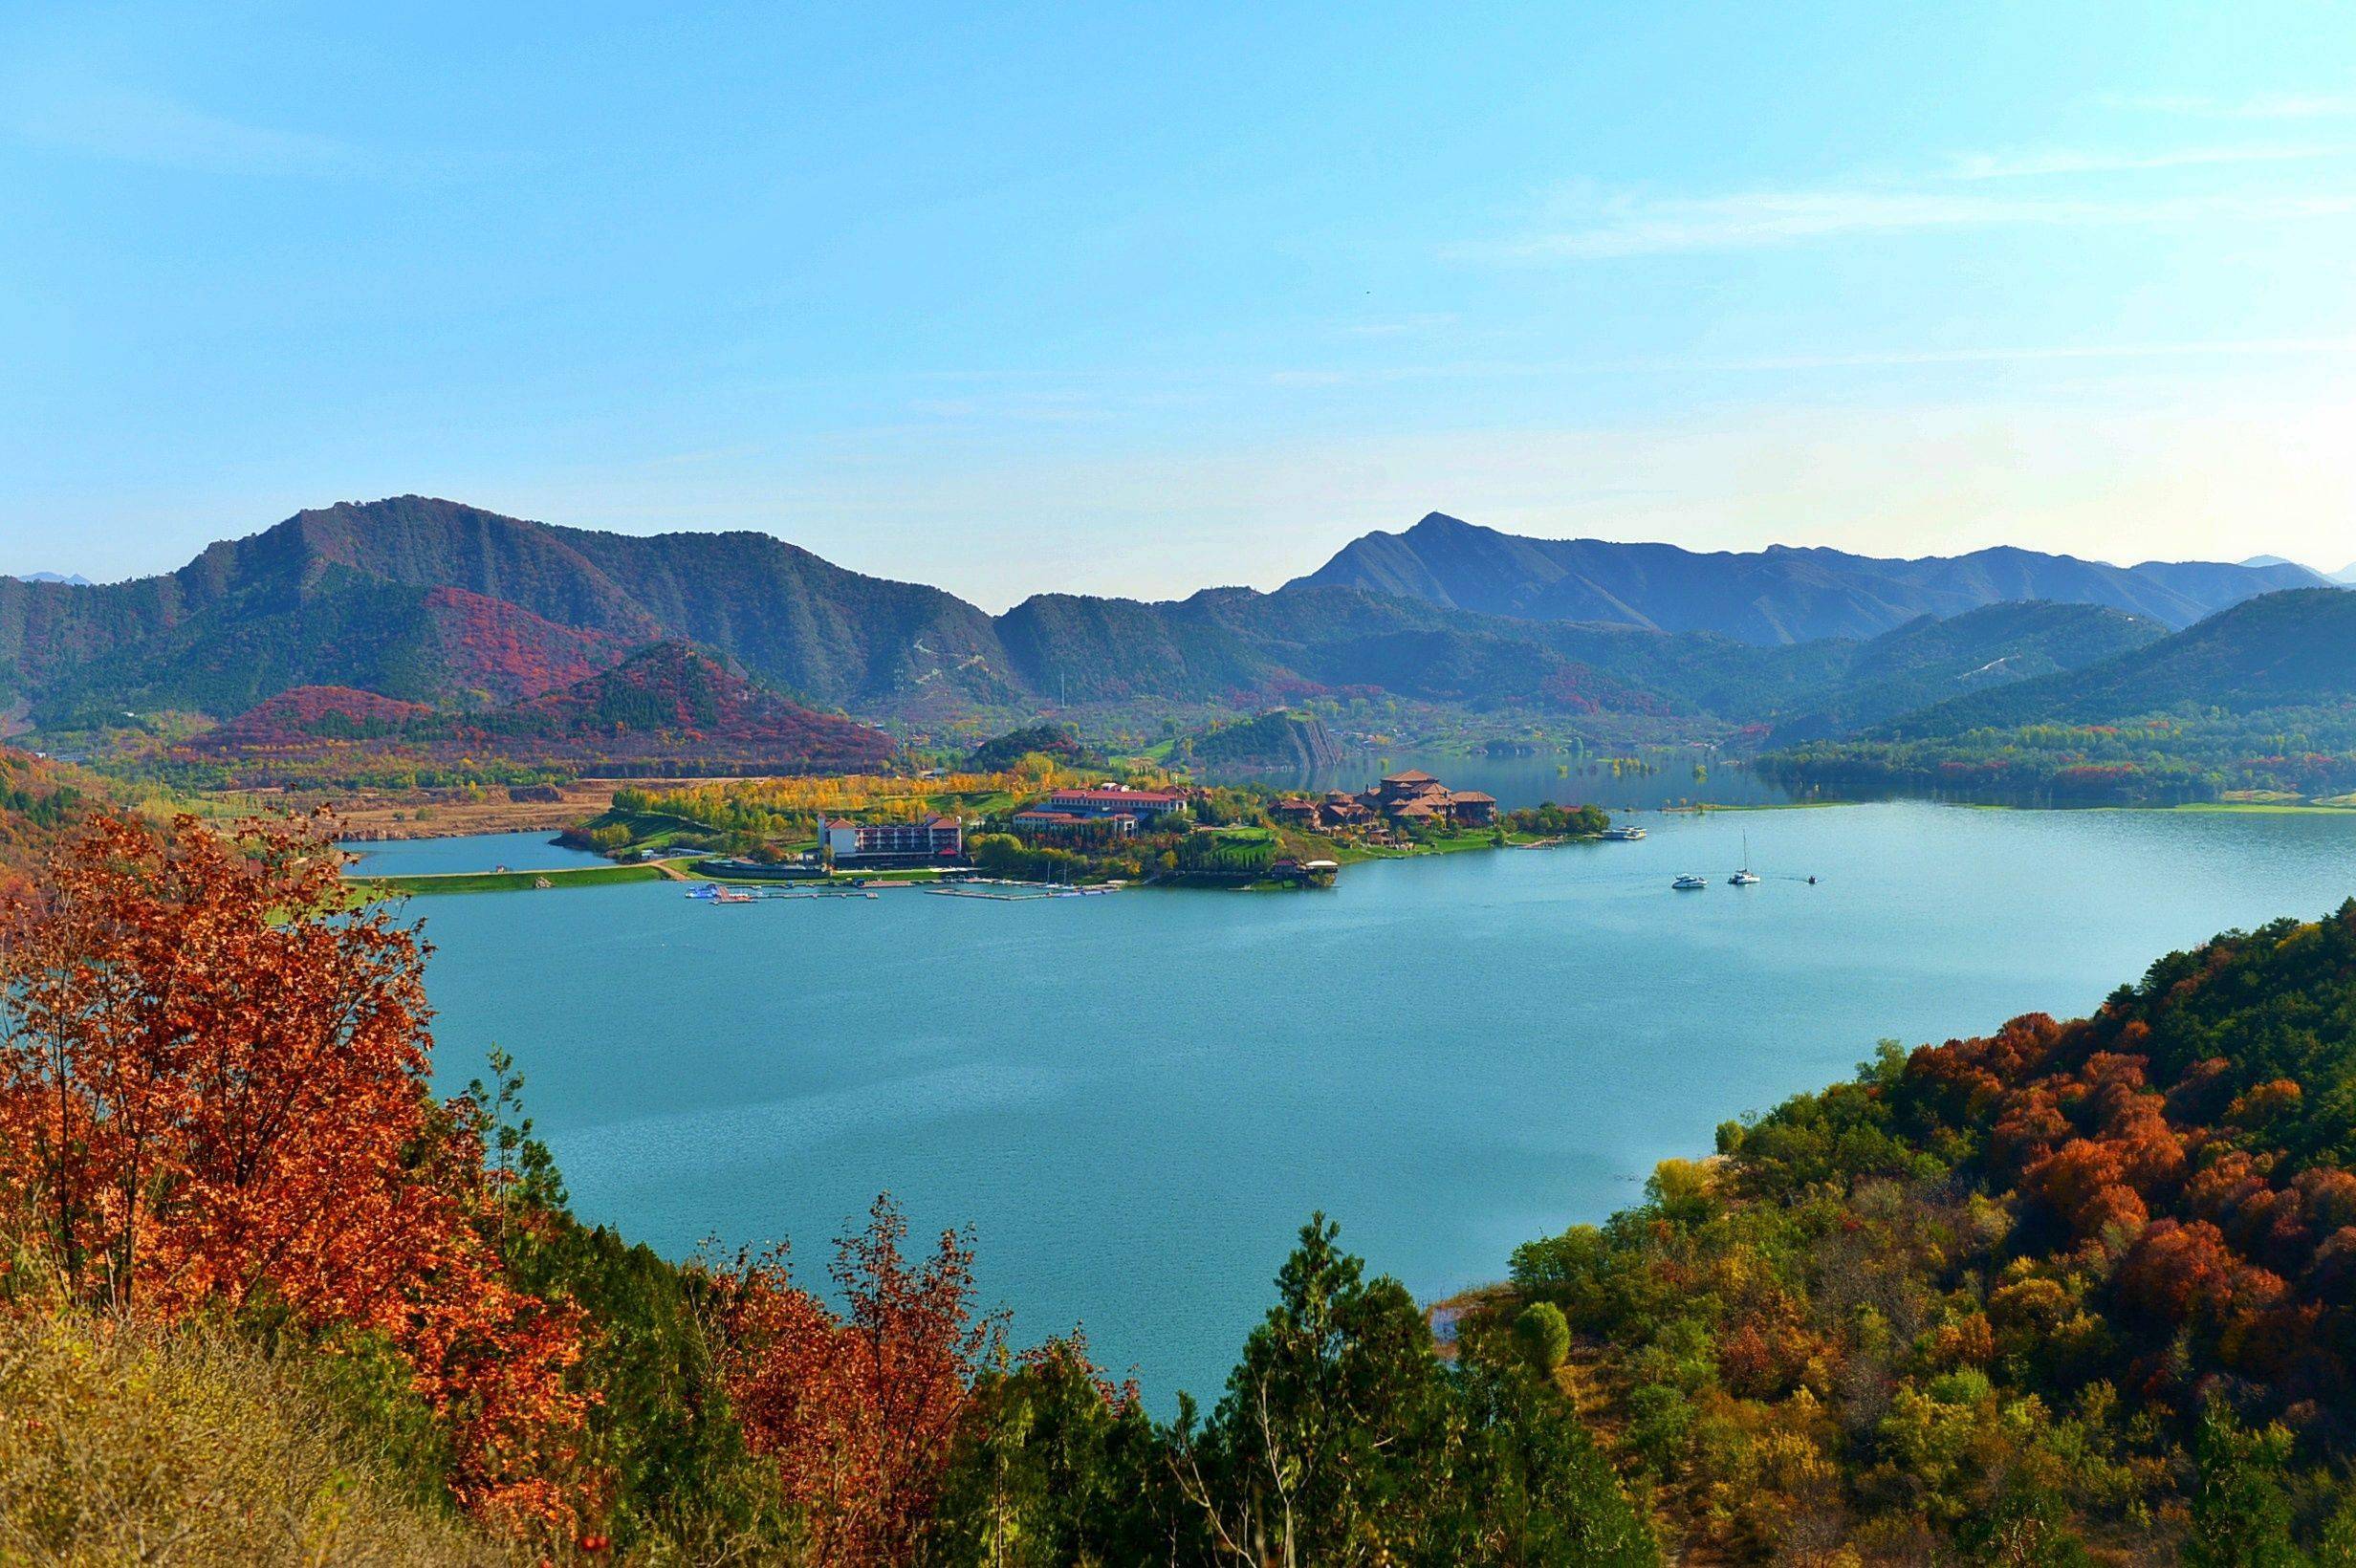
[386,801,2356,1406]
[341,830,611,877]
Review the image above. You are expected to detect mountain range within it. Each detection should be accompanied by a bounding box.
[0,497,2341,759]
[1292,512,2325,644]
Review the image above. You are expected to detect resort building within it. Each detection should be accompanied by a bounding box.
[1037,786,1191,821]
[821,816,965,860]
[1010,808,1136,838]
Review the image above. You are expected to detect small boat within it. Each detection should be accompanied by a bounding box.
[1729,833,1761,885]
[1672,874,1709,890]
[1603,825,1647,841]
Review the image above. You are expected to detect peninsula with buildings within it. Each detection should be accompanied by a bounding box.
[356,757,1609,897]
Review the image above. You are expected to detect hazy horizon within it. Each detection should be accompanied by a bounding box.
[6,4,2353,605]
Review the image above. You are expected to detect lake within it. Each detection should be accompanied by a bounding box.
[388,801,2356,1407]
[341,830,612,877]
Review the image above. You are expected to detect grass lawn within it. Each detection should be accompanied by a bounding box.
[358,864,665,897]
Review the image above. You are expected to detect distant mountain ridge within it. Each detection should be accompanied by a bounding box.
[0,496,2304,745]
[1290,512,2328,645]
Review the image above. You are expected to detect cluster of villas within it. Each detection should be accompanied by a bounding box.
[1268,770,1496,842]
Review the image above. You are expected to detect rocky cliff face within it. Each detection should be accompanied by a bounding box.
[1174,709,1345,772]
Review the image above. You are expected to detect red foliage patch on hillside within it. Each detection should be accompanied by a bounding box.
[1540,662,1665,716]
[174,646,899,781]
[423,585,626,702]
[480,642,900,773]
[0,746,95,890]
[188,686,436,752]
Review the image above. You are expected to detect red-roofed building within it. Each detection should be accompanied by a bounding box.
[1038,786,1191,821]
[1446,790,1498,827]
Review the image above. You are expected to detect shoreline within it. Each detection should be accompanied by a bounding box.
[341,789,2356,898]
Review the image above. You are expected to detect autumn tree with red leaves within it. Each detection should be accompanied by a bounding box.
[0,811,595,1535]
[707,1193,1003,1565]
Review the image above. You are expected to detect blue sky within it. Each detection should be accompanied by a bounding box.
[5,2,2353,605]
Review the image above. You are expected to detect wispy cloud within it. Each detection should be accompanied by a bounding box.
[1948,142,2346,179]
[1454,188,2356,260]
[12,84,370,178]
[2112,93,2356,120]
[1251,336,2356,391]
[1691,336,2356,372]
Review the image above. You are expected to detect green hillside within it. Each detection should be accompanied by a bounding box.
[1768,600,2167,742]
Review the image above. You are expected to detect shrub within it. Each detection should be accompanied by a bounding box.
[1515,1301,1572,1372]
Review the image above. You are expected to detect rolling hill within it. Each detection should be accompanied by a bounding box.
[1765,599,2168,743]
[1166,709,1346,772]
[177,643,898,782]
[1876,588,2356,739]
[1290,512,2326,644]
[1762,590,2356,803]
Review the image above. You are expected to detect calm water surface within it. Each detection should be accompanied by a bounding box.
[340,831,610,876]
[401,802,2356,1405]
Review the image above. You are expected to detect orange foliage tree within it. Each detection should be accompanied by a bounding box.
[708,1193,1003,1564]
[0,811,594,1534]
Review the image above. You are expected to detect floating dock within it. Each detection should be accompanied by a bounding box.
[924,881,1121,901]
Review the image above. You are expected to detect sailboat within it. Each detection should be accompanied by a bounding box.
[1729,833,1761,886]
